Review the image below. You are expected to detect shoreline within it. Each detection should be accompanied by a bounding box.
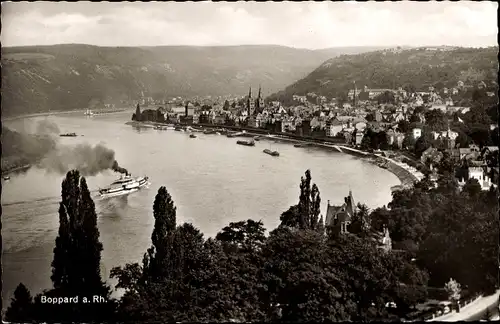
[126,121,422,188]
[2,108,129,122]
[2,164,32,176]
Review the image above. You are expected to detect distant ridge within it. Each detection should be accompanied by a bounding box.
[1,44,388,117]
[267,46,498,103]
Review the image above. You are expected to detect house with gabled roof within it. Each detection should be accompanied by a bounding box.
[325,190,356,235]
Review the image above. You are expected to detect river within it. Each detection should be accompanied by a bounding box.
[1,110,400,310]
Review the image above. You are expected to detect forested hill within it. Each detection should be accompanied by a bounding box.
[267,46,499,103]
[1,44,386,117]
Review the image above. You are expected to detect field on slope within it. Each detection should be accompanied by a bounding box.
[1,44,385,117]
[267,47,499,102]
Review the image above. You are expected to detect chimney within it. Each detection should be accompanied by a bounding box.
[327,200,330,206]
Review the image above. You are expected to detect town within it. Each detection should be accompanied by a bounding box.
[131,79,499,194]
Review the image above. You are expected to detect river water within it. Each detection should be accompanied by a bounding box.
[1,111,399,309]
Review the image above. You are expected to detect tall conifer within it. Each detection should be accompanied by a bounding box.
[5,283,34,323]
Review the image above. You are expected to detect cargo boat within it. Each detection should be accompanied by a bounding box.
[60,133,78,137]
[263,149,279,157]
[237,139,255,146]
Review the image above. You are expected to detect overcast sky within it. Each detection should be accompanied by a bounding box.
[1,1,498,49]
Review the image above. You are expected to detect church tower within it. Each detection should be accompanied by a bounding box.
[247,87,255,116]
[255,84,265,111]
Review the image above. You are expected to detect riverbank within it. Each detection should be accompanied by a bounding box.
[2,164,32,174]
[2,108,129,122]
[126,121,423,188]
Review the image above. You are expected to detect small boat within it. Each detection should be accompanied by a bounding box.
[237,139,255,146]
[263,149,279,156]
[3,176,10,181]
[190,134,197,138]
[175,127,185,132]
[204,129,216,134]
[215,132,221,135]
[60,133,78,137]
[254,136,261,141]
[227,133,236,138]
[98,174,149,199]
[294,143,303,148]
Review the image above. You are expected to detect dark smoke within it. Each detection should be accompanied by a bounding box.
[112,160,130,176]
[3,119,129,177]
[39,143,129,176]
[2,120,59,166]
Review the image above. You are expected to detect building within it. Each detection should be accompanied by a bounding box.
[355,132,364,146]
[247,87,255,117]
[325,119,343,137]
[301,119,312,136]
[369,226,392,252]
[255,85,265,112]
[412,128,422,140]
[354,121,367,131]
[247,115,258,128]
[325,191,356,235]
[458,166,495,191]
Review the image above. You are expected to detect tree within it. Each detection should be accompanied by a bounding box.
[262,228,354,322]
[414,132,433,158]
[376,91,396,104]
[279,205,300,228]
[51,202,71,290]
[143,186,177,282]
[463,178,482,198]
[402,133,416,150]
[455,131,471,148]
[216,219,266,252]
[445,278,461,311]
[398,120,410,133]
[32,170,114,322]
[437,151,457,175]
[223,100,230,110]
[348,203,371,235]
[297,170,323,231]
[278,170,323,232]
[425,110,448,131]
[5,283,34,323]
[483,308,493,321]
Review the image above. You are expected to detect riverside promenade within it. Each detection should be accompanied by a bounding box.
[428,290,500,322]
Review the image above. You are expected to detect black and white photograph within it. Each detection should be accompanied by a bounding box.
[1,1,499,322]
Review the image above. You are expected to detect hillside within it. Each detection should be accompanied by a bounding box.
[1,127,56,172]
[1,44,386,117]
[267,46,499,103]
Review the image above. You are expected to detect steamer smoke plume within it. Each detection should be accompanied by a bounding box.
[4,119,129,176]
[40,143,129,176]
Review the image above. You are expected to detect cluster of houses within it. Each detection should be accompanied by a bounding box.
[421,143,499,191]
[134,79,497,190]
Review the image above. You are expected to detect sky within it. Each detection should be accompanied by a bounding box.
[1,1,498,49]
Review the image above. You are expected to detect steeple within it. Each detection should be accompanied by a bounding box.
[258,84,262,99]
[247,86,255,116]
